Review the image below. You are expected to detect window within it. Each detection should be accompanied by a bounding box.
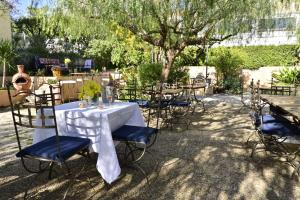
[258,17,296,31]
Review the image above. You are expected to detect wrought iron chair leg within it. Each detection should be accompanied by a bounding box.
[38,161,43,171]
[251,142,258,158]
[293,164,300,177]
[245,131,256,147]
[63,162,71,176]
[21,157,51,174]
[48,162,55,180]
[23,172,43,199]
[63,155,95,199]
[186,118,189,130]
[126,143,136,162]
[86,149,91,159]
[132,162,150,184]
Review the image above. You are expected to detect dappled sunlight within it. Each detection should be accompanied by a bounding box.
[1,95,300,199]
[193,146,218,163]
[234,172,268,199]
[0,175,19,186]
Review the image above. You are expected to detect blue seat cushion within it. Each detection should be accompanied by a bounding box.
[112,125,158,144]
[254,114,290,128]
[157,100,170,108]
[171,101,191,107]
[129,99,149,108]
[16,136,90,163]
[260,121,300,138]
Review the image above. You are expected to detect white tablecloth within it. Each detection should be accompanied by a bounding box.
[33,102,145,184]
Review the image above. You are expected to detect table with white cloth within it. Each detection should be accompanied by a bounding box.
[260,95,300,120]
[33,102,145,184]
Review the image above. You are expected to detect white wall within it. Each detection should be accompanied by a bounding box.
[216,31,298,47]
[0,5,12,41]
[186,66,300,87]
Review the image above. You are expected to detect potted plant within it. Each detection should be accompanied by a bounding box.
[64,58,71,68]
[0,39,15,88]
[51,66,61,78]
[78,80,101,104]
[47,79,58,85]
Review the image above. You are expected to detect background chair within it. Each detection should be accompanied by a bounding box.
[249,80,300,177]
[166,88,192,130]
[112,87,161,183]
[7,82,91,182]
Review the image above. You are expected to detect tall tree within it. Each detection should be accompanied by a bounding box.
[50,0,276,81]
[0,39,15,88]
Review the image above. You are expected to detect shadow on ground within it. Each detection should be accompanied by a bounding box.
[0,97,299,200]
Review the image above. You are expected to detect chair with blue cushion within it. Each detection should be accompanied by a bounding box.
[249,80,300,176]
[7,82,91,180]
[167,89,192,130]
[112,86,161,183]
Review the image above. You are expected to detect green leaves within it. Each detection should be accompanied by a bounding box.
[0,39,15,88]
[78,80,101,99]
[272,67,300,85]
[49,0,278,80]
[138,63,163,86]
[224,45,297,69]
[84,26,151,69]
[210,47,244,87]
[0,39,15,65]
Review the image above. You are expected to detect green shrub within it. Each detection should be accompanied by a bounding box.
[78,80,101,100]
[272,67,300,85]
[168,64,190,84]
[223,76,241,94]
[137,63,189,86]
[119,66,138,85]
[138,63,162,86]
[47,79,58,84]
[210,47,244,83]
[210,45,297,69]
[175,46,205,66]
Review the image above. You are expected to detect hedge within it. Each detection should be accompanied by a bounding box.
[210,45,298,69]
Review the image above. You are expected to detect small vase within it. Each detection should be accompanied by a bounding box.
[91,94,99,105]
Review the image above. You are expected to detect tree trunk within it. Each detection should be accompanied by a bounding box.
[160,49,176,82]
[2,60,6,88]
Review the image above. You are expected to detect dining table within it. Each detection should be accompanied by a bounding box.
[260,95,300,120]
[33,101,145,184]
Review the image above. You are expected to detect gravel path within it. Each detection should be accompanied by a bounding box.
[0,95,299,200]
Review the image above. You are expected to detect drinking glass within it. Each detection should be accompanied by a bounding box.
[108,95,113,105]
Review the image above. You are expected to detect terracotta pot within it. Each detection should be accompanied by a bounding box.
[17,64,24,73]
[12,65,32,91]
[51,66,61,78]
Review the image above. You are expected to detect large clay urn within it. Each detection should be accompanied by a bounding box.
[12,65,32,91]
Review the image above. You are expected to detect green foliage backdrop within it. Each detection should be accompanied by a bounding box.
[209,45,297,69]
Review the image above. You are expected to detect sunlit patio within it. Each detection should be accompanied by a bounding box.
[1,95,299,199]
[1,0,300,199]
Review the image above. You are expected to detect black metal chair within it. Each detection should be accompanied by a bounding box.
[249,80,300,177]
[116,79,138,102]
[166,88,192,130]
[111,87,161,183]
[7,82,91,181]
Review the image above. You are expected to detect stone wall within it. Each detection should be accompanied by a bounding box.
[0,6,12,41]
[186,66,300,87]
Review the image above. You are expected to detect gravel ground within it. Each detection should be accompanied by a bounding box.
[0,95,299,200]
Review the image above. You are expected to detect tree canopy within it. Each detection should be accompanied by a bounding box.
[48,0,277,80]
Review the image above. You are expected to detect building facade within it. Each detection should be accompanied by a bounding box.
[0,1,12,41]
[217,3,300,47]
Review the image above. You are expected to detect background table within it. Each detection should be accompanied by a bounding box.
[261,95,300,120]
[33,102,145,184]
